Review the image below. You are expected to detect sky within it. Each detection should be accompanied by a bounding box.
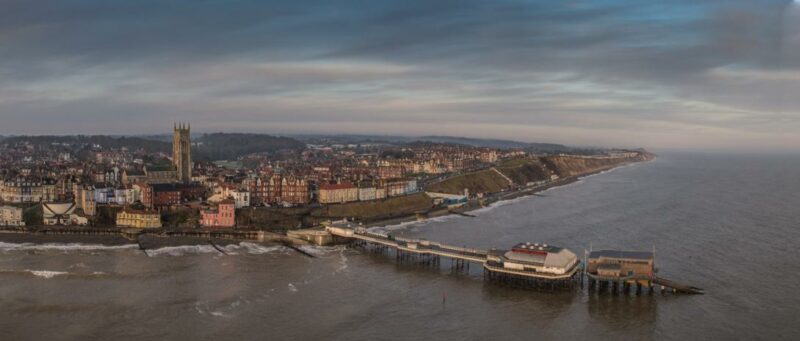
[1,0,799,152]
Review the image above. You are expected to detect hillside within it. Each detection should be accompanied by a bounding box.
[194,133,306,161]
[494,158,551,184]
[1,133,306,161]
[290,134,604,154]
[425,152,651,195]
[1,135,171,154]
[237,193,434,229]
[540,153,652,177]
[426,168,512,195]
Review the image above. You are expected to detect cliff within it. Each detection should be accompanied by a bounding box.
[425,152,652,195]
[540,152,653,178]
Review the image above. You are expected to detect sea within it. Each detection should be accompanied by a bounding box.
[1,153,798,340]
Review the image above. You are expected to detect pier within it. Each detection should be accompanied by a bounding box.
[326,222,702,294]
[326,222,582,288]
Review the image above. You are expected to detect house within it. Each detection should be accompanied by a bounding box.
[318,182,358,204]
[208,184,249,208]
[231,189,250,209]
[200,199,236,228]
[280,176,308,205]
[94,184,116,204]
[0,205,24,226]
[150,183,181,208]
[116,208,162,228]
[358,186,377,201]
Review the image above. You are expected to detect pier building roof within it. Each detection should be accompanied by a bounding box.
[504,242,578,270]
[588,250,654,261]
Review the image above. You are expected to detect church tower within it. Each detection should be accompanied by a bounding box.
[173,123,192,183]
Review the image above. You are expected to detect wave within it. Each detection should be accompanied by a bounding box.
[0,269,110,279]
[235,242,284,255]
[146,245,219,257]
[335,249,349,273]
[470,194,534,215]
[28,270,68,279]
[0,240,288,257]
[0,242,139,252]
[296,245,346,257]
[146,242,288,257]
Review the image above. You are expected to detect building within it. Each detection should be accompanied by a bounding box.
[73,185,96,216]
[116,208,162,228]
[385,181,406,197]
[122,169,146,186]
[377,166,403,179]
[42,202,88,226]
[318,182,358,204]
[358,186,377,201]
[244,174,308,206]
[200,199,235,228]
[0,205,24,226]
[231,189,250,209]
[1,179,57,203]
[150,183,181,208]
[139,182,154,208]
[144,165,177,184]
[586,250,655,280]
[486,242,579,277]
[173,123,192,183]
[280,176,309,205]
[94,185,115,204]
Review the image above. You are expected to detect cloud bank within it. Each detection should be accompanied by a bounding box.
[0,0,798,152]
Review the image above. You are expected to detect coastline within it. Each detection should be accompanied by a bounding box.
[367,158,651,232]
[0,158,651,249]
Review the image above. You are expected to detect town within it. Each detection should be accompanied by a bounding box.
[0,124,650,232]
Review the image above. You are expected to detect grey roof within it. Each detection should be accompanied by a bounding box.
[511,242,562,253]
[589,250,654,261]
[504,251,546,265]
[597,263,622,270]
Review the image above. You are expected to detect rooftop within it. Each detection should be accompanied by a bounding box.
[589,250,654,261]
[511,242,563,254]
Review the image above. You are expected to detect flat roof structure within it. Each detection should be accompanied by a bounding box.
[589,250,653,261]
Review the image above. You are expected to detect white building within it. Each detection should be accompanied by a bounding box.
[358,187,377,201]
[231,189,250,209]
[0,206,24,226]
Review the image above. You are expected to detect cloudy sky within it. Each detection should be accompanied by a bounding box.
[1,0,799,152]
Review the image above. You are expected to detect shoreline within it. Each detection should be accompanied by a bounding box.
[0,159,650,248]
[366,158,649,231]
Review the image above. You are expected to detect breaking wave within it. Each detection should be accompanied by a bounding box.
[146,245,219,257]
[0,269,110,279]
[0,241,287,257]
[28,270,68,279]
[235,242,284,255]
[296,245,345,256]
[146,243,287,257]
[0,242,138,252]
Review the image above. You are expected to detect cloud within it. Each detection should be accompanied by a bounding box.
[0,0,798,152]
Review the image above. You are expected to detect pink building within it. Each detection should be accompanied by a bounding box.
[200,199,235,228]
